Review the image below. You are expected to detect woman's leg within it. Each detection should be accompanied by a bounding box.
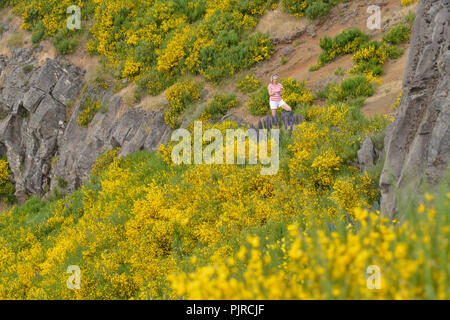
[280,103,292,112]
[270,101,277,117]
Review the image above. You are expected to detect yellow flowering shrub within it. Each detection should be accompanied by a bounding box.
[310,28,370,71]
[1,94,447,299]
[164,79,202,128]
[122,58,143,81]
[393,91,403,111]
[236,74,261,93]
[348,41,390,81]
[0,160,8,185]
[90,148,121,178]
[401,0,418,6]
[282,0,308,17]
[169,191,449,299]
[0,159,15,204]
[157,28,190,74]
[77,95,100,128]
[18,0,85,35]
[280,78,314,106]
[10,0,274,89]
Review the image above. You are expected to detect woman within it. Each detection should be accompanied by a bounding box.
[267,74,292,117]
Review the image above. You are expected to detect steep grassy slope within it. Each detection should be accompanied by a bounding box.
[1,0,447,300]
[0,100,448,299]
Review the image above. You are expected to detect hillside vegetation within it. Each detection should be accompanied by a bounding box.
[1,101,448,299]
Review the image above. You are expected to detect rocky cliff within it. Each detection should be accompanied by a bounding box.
[380,0,449,218]
[0,48,171,202]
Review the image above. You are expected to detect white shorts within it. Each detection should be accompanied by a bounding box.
[269,99,286,110]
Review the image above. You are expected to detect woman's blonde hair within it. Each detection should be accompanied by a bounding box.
[270,74,279,82]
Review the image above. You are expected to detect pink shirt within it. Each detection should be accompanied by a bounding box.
[268,83,283,101]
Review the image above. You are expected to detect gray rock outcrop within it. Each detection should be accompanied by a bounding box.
[357,136,376,172]
[380,0,450,218]
[0,47,171,202]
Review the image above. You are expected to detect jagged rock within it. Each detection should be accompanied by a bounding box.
[49,90,171,194]
[28,95,65,139]
[281,46,294,57]
[52,71,84,105]
[0,48,173,201]
[357,136,375,172]
[307,25,317,38]
[28,58,63,93]
[380,0,450,218]
[143,112,171,152]
[22,87,45,113]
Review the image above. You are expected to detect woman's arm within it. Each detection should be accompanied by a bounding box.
[268,85,279,96]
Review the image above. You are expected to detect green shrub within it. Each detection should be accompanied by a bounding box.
[328,75,374,103]
[66,100,75,109]
[404,11,416,25]
[99,100,109,114]
[201,93,239,122]
[305,1,331,20]
[382,24,411,45]
[52,28,79,55]
[310,28,370,71]
[172,0,207,23]
[315,82,336,100]
[370,130,385,151]
[137,69,175,96]
[334,66,345,76]
[22,64,33,74]
[384,44,404,59]
[248,87,270,116]
[282,0,349,20]
[57,177,68,189]
[199,32,272,83]
[31,22,45,44]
